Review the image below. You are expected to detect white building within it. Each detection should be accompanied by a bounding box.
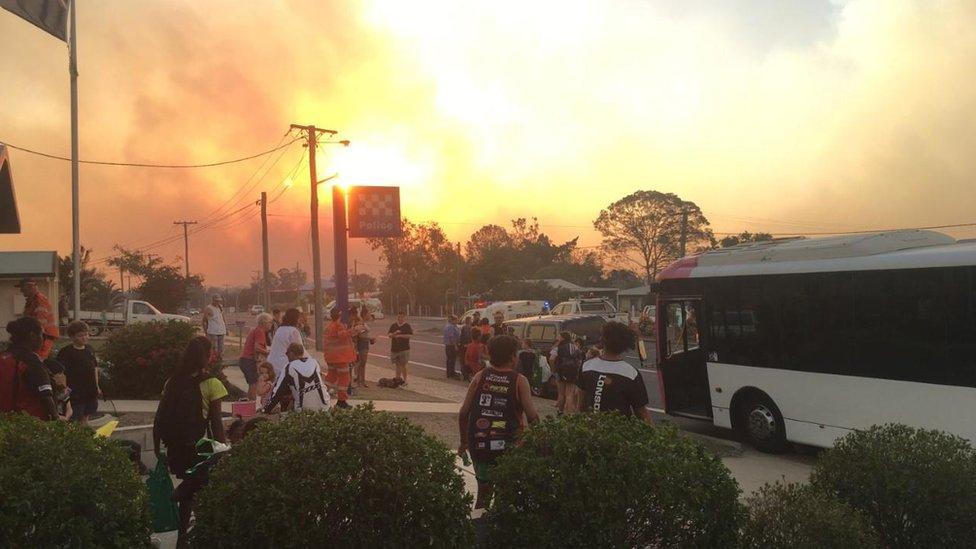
[0,251,59,341]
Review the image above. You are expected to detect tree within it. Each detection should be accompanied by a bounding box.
[719,231,774,248]
[276,266,307,291]
[108,247,204,313]
[368,219,460,311]
[594,190,714,286]
[605,269,642,289]
[58,247,122,311]
[464,218,586,293]
[350,273,378,295]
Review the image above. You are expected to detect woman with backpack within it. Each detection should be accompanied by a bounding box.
[549,331,581,415]
[153,336,227,548]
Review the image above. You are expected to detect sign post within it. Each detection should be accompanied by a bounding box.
[337,186,401,322]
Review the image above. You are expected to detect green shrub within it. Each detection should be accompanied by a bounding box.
[742,481,878,548]
[0,414,151,548]
[811,423,976,548]
[485,414,743,547]
[100,320,198,398]
[192,407,474,548]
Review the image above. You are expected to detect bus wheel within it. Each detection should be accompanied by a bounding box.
[738,394,787,454]
[90,324,104,336]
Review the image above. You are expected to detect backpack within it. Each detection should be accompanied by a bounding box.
[0,351,48,419]
[154,377,207,475]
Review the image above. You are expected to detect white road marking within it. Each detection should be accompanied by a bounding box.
[369,352,448,372]
[376,334,444,347]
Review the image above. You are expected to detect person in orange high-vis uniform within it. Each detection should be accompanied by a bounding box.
[322,308,363,409]
[19,278,59,360]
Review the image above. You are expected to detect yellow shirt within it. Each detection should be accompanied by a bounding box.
[199,377,228,419]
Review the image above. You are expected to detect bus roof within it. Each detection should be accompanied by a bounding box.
[657,230,976,280]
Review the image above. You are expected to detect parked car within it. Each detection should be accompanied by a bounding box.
[249,304,265,315]
[325,297,385,320]
[504,314,607,397]
[73,300,192,335]
[461,300,547,324]
[549,298,631,322]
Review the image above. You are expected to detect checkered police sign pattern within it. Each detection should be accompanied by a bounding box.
[348,186,402,238]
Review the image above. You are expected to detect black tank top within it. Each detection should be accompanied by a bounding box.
[468,367,520,462]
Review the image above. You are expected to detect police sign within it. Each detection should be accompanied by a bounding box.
[347,186,402,238]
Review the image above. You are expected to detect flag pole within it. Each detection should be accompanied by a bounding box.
[69,0,80,319]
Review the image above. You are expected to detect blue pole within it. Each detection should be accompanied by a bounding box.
[332,185,350,323]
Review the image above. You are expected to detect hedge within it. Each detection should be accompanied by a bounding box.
[191,407,474,547]
[811,423,976,548]
[0,414,151,547]
[485,414,743,547]
[100,320,199,398]
[742,481,878,548]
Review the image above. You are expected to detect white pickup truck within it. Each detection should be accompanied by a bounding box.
[549,298,631,323]
[74,300,192,335]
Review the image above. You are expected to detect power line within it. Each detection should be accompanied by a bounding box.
[0,136,301,168]
[199,130,295,222]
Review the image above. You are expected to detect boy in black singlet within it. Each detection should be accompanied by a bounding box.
[458,335,540,509]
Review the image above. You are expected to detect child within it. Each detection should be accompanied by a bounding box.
[465,328,485,376]
[56,320,101,425]
[255,361,276,408]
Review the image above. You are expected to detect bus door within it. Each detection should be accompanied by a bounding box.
[658,298,712,419]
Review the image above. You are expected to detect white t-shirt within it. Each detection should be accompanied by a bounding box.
[267,325,304,376]
[204,304,227,336]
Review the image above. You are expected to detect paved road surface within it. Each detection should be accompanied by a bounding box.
[363,317,665,407]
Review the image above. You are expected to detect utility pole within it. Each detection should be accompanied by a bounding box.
[455,242,461,315]
[333,183,350,324]
[679,209,689,258]
[173,220,198,278]
[290,123,344,350]
[260,192,271,309]
[174,220,197,311]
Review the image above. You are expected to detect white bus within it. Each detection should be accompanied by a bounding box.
[655,230,976,452]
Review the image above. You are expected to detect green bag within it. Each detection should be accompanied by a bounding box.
[146,454,180,533]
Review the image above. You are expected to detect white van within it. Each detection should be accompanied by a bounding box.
[462,300,547,323]
[325,297,385,320]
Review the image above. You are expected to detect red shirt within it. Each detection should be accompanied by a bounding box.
[465,342,485,374]
[242,326,267,359]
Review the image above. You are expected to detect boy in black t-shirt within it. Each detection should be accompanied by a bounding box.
[388,313,413,386]
[56,321,102,425]
[576,321,652,423]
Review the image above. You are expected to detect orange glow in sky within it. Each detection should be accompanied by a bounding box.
[3,0,976,284]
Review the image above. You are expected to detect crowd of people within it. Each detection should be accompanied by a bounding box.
[0,278,102,424]
[2,281,652,536]
[455,318,651,508]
